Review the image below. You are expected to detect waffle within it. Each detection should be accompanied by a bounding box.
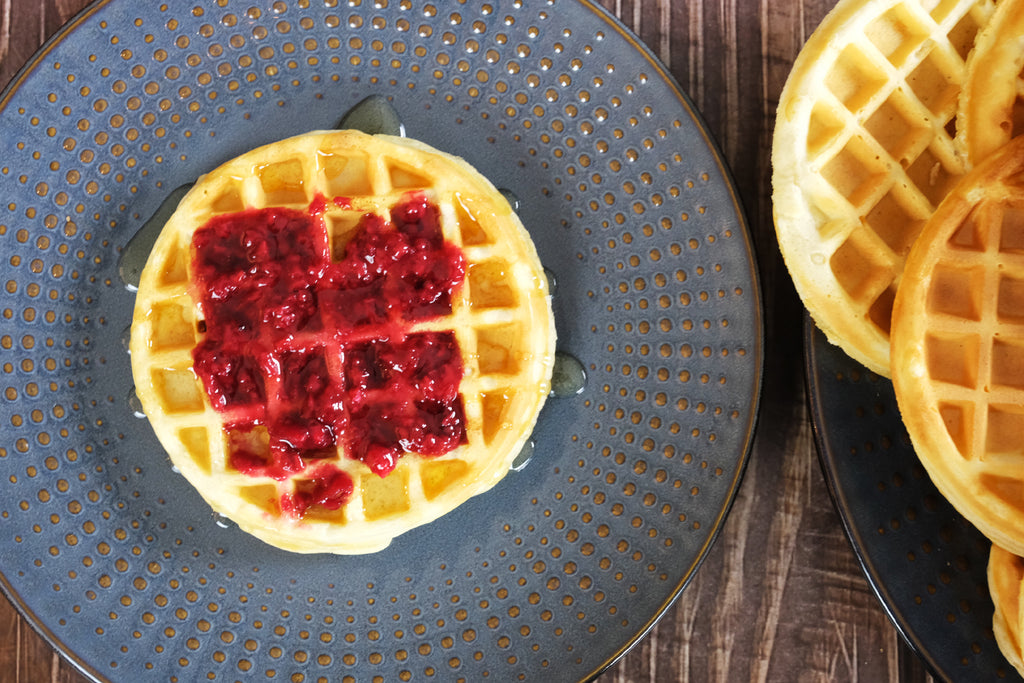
[960,0,1024,165]
[129,130,555,554]
[772,0,995,376]
[989,544,1024,677]
[890,134,1024,556]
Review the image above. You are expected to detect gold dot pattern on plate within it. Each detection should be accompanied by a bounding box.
[0,0,760,680]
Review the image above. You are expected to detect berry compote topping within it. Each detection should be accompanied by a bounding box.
[189,193,467,518]
[280,464,355,518]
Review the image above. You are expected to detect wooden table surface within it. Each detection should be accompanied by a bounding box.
[0,0,942,681]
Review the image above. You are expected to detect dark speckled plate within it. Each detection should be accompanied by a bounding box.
[0,1,762,680]
[807,318,1022,683]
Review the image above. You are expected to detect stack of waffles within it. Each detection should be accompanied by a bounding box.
[130,130,555,554]
[772,0,1024,672]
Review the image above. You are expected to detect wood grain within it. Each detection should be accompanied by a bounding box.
[0,0,932,681]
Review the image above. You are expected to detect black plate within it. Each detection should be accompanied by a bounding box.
[807,318,1021,682]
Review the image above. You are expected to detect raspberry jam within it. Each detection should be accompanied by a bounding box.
[190,194,468,518]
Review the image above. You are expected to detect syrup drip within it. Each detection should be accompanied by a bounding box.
[510,439,535,472]
[498,188,520,212]
[127,387,146,418]
[118,183,193,291]
[543,267,557,296]
[550,352,586,397]
[336,94,405,137]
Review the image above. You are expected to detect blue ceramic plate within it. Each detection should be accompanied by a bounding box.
[0,1,762,680]
[807,319,1022,683]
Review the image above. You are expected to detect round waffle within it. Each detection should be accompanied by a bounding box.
[773,0,995,376]
[989,544,1024,677]
[960,0,1024,165]
[891,134,1024,556]
[129,130,555,554]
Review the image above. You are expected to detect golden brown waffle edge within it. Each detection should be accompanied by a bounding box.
[989,544,1024,677]
[960,0,1024,166]
[891,134,1024,556]
[129,130,556,554]
[773,0,995,376]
